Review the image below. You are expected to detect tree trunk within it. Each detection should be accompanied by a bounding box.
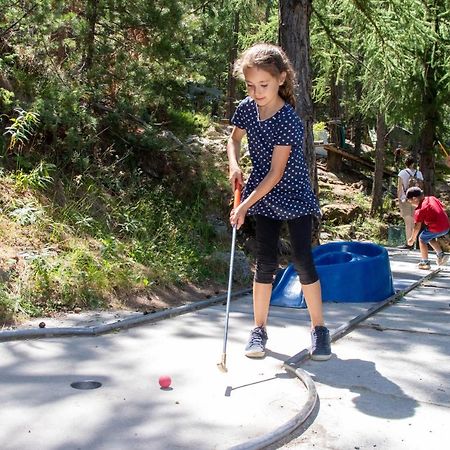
[327,70,343,172]
[83,0,99,73]
[370,112,387,216]
[353,80,363,156]
[419,118,436,196]
[226,12,240,120]
[279,0,315,186]
[418,5,441,196]
[279,0,319,244]
[418,57,438,196]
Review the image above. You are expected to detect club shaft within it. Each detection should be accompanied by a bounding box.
[221,225,237,355]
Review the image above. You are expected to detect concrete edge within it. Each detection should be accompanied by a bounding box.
[0,288,252,342]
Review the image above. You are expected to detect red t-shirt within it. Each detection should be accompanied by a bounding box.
[414,196,450,233]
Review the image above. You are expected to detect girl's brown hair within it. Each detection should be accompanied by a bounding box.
[233,43,297,107]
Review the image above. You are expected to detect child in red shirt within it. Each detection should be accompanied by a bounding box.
[406,187,450,269]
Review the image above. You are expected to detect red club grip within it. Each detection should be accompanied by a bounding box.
[233,184,241,209]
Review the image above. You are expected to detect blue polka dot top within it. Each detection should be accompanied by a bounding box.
[231,96,321,220]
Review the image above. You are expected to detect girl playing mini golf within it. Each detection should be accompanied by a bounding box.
[226,43,331,360]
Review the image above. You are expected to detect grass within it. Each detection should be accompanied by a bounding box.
[165,109,212,138]
[0,138,233,324]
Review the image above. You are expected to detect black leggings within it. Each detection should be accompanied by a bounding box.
[254,214,318,285]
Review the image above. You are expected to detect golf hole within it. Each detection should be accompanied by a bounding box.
[70,380,102,390]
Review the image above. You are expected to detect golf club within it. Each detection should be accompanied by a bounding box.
[217,183,241,372]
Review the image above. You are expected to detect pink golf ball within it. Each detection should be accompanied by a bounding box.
[159,375,172,389]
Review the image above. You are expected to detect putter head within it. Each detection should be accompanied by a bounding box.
[217,354,227,372]
[217,362,228,373]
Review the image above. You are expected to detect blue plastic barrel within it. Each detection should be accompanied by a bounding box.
[270,241,394,308]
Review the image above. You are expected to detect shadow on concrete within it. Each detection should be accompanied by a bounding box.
[265,348,292,363]
[305,357,419,420]
[0,335,227,450]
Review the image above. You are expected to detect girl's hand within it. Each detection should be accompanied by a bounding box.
[230,204,248,229]
[229,167,244,191]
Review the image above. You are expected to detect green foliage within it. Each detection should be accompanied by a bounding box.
[122,186,217,282]
[8,202,44,226]
[352,191,371,209]
[354,215,387,243]
[239,9,278,48]
[0,88,15,110]
[311,0,450,130]
[32,83,98,157]
[0,0,274,166]
[0,286,15,324]
[0,171,225,321]
[313,121,327,140]
[3,108,40,151]
[165,110,212,138]
[12,161,56,190]
[24,249,114,310]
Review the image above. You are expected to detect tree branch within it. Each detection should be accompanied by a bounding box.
[0,3,38,38]
[311,4,366,68]
[350,0,386,46]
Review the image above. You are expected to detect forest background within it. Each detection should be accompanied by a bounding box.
[1,0,450,324]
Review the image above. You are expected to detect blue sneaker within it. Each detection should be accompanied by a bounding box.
[245,326,268,358]
[310,326,332,361]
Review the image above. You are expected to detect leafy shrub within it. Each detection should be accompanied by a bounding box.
[165,109,211,138]
[8,202,44,225]
[12,161,56,190]
[3,107,40,151]
[0,287,15,324]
